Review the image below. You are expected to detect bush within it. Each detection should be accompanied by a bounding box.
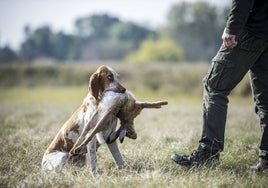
[127,39,185,63]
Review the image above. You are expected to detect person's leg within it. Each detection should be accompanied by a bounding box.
[250,44,268,171]
[200,33,268,152]
[172,31,266,166]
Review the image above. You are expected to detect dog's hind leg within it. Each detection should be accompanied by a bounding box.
[107,142,124,169]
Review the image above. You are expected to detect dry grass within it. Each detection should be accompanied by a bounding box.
[0,63,267,187]
[0,87,267,188]
[0,62,251,97]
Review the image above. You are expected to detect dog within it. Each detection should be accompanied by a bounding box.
[42,65,168,174]
[41,65,126,171]
[69,91,168,173]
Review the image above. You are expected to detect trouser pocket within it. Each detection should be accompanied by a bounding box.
[239,32,265,51]
[204,58,235,91]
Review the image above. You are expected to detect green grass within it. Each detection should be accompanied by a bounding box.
[0,86,267,188]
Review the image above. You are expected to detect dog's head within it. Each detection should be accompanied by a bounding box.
[89,65,126,100]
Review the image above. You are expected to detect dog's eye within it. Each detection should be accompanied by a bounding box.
[107,74,113,80]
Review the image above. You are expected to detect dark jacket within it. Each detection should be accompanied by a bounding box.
[225,0,268,40]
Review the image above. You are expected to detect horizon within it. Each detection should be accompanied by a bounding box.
[0,0,230,50]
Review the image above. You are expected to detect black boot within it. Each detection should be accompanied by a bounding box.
[171,144,220,167]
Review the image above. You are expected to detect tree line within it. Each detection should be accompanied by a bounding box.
[0,2,229,63]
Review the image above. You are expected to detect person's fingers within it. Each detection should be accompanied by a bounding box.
[223,35,237,48]
[222,34,230,48]
[223,37,231,48]
[230,37,238,47]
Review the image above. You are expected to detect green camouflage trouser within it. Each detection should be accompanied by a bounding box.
[200,30,268,160]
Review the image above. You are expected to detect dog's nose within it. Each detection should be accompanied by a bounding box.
[116,84,126,93]
[120,87,126,93]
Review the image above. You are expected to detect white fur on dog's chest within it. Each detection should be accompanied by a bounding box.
[66,99,97,143]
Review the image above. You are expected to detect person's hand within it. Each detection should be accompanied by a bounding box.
[222,28,237,48]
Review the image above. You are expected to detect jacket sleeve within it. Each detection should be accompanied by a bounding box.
[225,0,254,35]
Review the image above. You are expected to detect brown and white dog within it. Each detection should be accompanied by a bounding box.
[42,65,167,173]
[69,91,168,173]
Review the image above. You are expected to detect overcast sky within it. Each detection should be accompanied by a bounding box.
[0,0,230,50]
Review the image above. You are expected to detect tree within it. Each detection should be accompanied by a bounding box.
[75,14,120,40]
[20,26,53,60]
[51,32,80,61]
[75,14,158,60]
[0,46,19,63]
[167,2,227,61]
[20,26,79,61]
[109,22,157,48]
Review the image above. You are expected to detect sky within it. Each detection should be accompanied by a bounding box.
[0,0,230,50]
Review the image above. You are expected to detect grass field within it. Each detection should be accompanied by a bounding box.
[0,63,267,187]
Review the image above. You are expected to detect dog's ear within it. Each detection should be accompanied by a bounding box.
[89,72,100,100]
